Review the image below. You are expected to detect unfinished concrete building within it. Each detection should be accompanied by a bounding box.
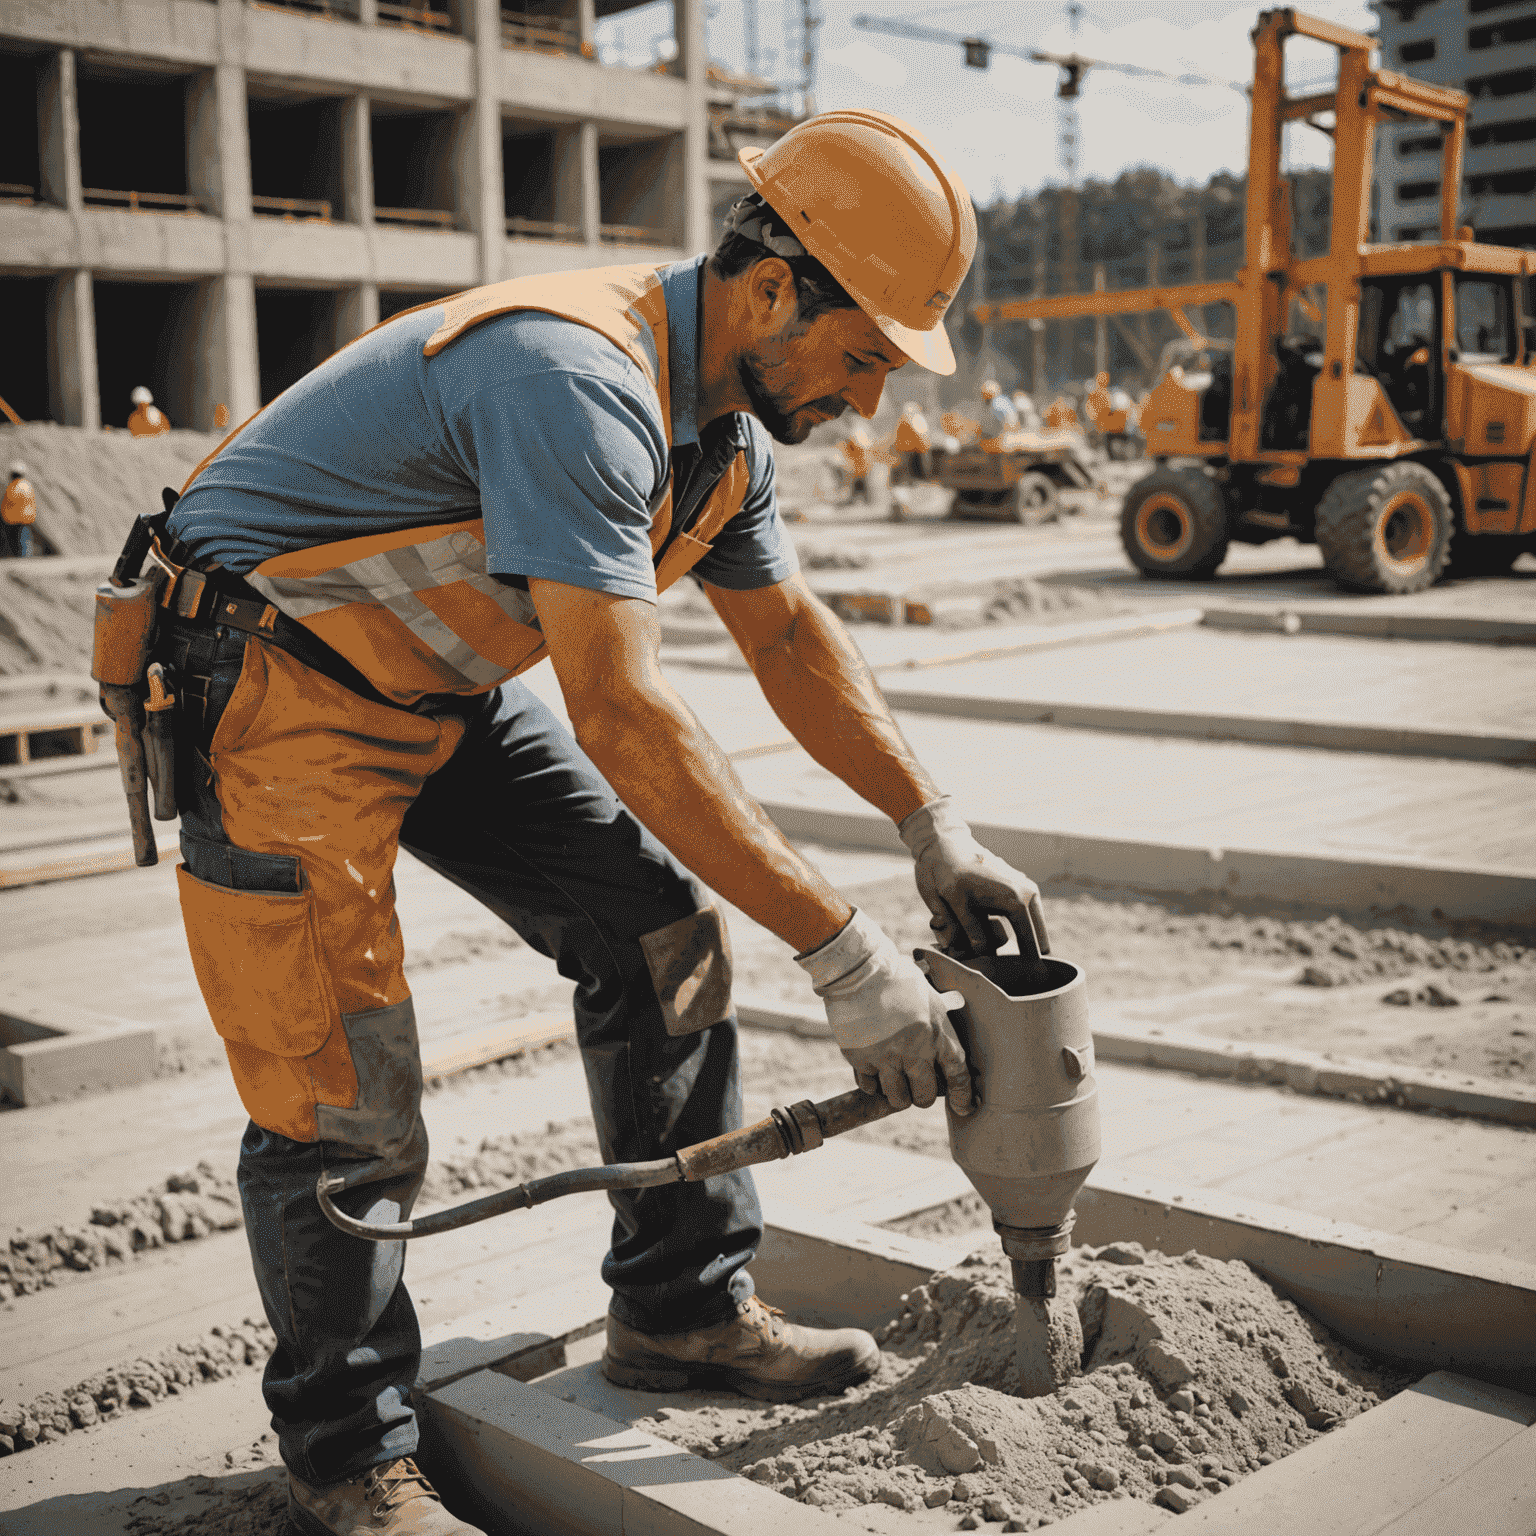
[1373,0,1536,247]
[0,0,781,430]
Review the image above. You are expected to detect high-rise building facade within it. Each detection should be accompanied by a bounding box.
[0,0,781,430]
[1372,0,1536,248]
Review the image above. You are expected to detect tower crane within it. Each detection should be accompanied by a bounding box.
[851,10,1246,389]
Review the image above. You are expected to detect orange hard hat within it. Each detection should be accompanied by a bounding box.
[737,110,976,376]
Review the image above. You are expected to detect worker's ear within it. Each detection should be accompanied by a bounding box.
[746,257,799,330]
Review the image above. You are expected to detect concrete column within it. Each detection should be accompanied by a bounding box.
[341,96,374,224]
[1031,248,1047,399]
[38,49,82,211]
[576,0,595,58]
[357,0,378,24]
[674,0,710,253]
[1093,262,1107,378]
[577,119,600,246]
[462,0,505,282]
[189,274,260,425]
[187,65,251,221]
[335,284,380,345]
[47,270,98,429]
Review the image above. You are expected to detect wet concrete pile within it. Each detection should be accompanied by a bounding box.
[0,1317,275,1457]
[2,1161,241,1297]
[636,1243,1406,1527]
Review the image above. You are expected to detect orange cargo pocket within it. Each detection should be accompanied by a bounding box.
[176,864,338,1057]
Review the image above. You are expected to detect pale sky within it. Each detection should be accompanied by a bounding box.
[597,0,1382,203]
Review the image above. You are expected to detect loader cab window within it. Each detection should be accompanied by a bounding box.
[1358,278,1438,434]
[1453,275,1516,364]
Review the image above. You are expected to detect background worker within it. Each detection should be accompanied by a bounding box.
[840,416,876,502]
[149,109,1048,1536]
[893,400,932,482]
[2,461,37,557]
[127,385,170,436]
[978,378,1019,450]
[1011,387,1042,435]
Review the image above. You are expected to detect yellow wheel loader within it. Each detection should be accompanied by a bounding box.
[975,8,1536,595]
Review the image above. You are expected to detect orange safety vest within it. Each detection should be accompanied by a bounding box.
[894,415,930,453]
[1,477,36,526]
[190,265,754,708]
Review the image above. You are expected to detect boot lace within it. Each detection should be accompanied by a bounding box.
[745,1297,787,1342]
[362,1458,440,1519]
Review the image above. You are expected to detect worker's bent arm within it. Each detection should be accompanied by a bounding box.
[528,577,853,957]
[705,573,940,826]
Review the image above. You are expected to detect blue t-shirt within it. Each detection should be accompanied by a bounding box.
[169,258,796,601]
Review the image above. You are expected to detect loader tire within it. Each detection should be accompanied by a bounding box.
[1119,466,1229,578]
[1011,472,1060,525]
[1314,462,1451,594]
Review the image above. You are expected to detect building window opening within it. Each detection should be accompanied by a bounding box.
[253,0,360,20]
[377,0,456,36]
[1396,132,1444,156]
[78,67,199,214]
[0,278,52,423]
[502,0,584,58]
[598,132,681,247]
[248,93,344,222]
[0,52,41,205]
[1397,179,1441,202]
[1466,66,1535,99]
[378,289,458,323]
[371,107,460,229]
[1470,13,1536,49]
[93,280,199,429]
[1470,117,1536,148]
[504,122,577,241]
[1398,38,1436,63]
[256,288,341,405]
[1469,169,1536,198]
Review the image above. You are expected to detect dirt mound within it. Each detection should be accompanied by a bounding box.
[632,1244,1405,1526]
[0,422,220,557]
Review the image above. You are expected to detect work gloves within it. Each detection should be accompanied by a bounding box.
[898,795,1050,960]
[797,908,972,1115]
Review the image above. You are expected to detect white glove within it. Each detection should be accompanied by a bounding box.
[898,796,1049,959]
[796,908,972,1114]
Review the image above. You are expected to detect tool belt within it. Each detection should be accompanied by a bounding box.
[91,494,411,867]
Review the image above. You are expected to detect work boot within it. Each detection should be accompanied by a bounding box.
[287,1456,485,1536]
[602,1295,880,1403]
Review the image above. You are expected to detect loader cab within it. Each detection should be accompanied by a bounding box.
[1357,276,1440,439]
[1451,272,1520,367]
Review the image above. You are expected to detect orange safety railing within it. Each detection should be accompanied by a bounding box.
[376,0,454,31]
[82,188,206,215]
[251,194,333,222]
[599,223,672,246]
[0,183,35,204]
[374,206,457,229]
[506,215,582,241]
[501,9,586,56]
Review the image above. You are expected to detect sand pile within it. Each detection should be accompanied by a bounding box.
[632,1244,1405,1526]
[0,422,220,557]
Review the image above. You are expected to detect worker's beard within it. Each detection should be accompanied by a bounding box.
[737,348,845,445]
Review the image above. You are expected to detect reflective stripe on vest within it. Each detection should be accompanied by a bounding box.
[223,263,750,708]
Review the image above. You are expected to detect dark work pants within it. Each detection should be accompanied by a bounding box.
[165,620,761,1486]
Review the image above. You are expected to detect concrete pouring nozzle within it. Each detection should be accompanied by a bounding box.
[917,916,1100,1396]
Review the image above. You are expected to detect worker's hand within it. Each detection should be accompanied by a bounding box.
[796,908,972,1115]
[898,796,1049,959]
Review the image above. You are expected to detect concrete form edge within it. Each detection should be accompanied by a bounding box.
[734,998,1536,1127]
[754,802,1536,928]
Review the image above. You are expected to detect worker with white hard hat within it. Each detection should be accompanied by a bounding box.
[127,386,170,437]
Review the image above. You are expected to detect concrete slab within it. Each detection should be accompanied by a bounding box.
[1374,1421,1536,1535]
[0,988,156,1106]
[1173,1371,1536,1534]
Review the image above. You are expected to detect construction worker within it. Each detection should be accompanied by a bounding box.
[1,461,37,557]
[893,400,932,481]
[840,417,875,502]
[141,110,1048,1536]
[127,385,170,436]
[1010,388,1041,435]
[978,379,1019,451]
[1043,394,1078,433]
